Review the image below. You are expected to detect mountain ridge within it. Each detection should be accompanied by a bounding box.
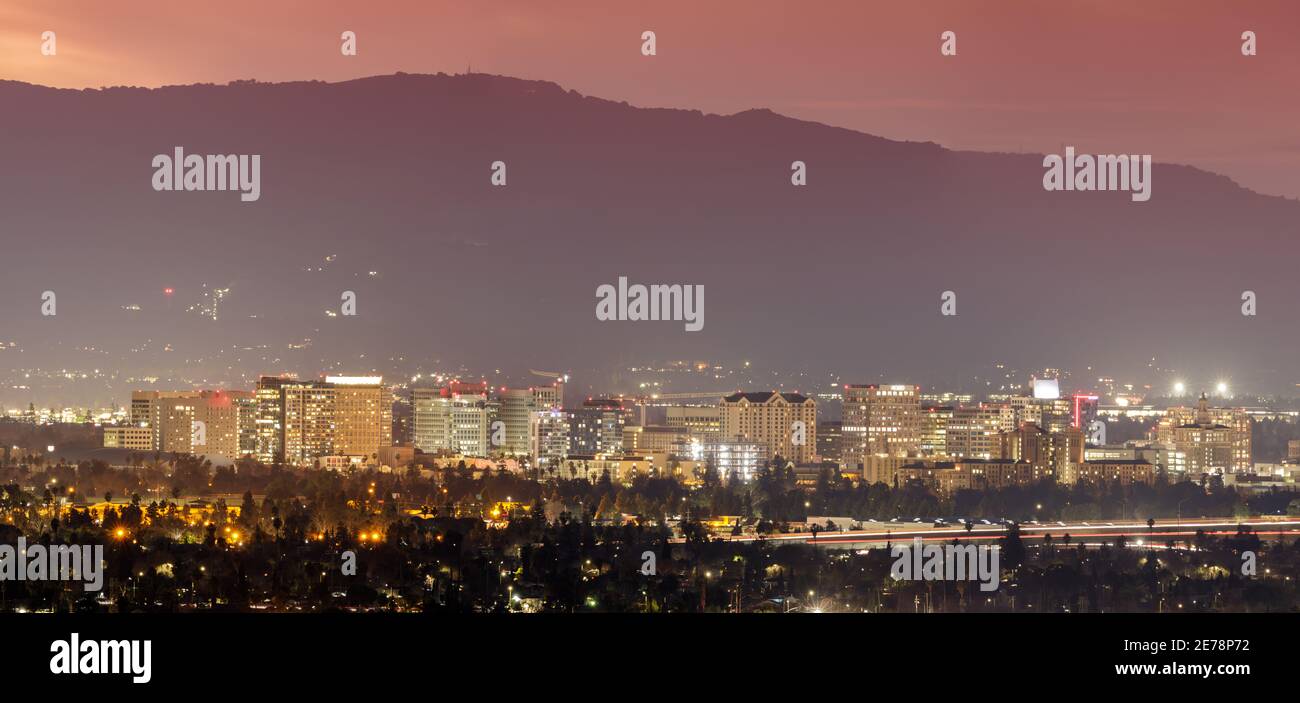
[0,70,1296,405]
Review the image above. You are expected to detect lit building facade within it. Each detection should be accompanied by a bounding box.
[568,399,628,454]
[123,389,250,460]
[945,404,1015,459]
[999,422,1083,481]
[531,408,571,469]
[665,405,722,439]
[327,377,393,462]
[719,391,816,463]
[896,459,1045,495]
[919,405,954,457]
[842,384,921,459]
[1065,459,1156,486]
[413,382,490,457]
[497,388,538,456]
[1153,394,1251,473]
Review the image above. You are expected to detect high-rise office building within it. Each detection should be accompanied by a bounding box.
[842,384,921,459]
[234,392,258,457]
[328,376,393,462]
[123,378,388,467]
[531,408,571,469]
[568,398,628,454]
[919,405,954,457]
[498,388,538,456]
[816,421,843,462]
[999,422,1082,481]
[665,406,722,439]
[254,376,291,464]
[413,382,490,456]
[281,381,336,466]
[124,389,249,460]
[945,404,1015,459]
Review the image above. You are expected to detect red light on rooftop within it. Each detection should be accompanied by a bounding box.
[163,288,174,295]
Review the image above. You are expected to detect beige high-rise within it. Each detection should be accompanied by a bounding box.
[719,391,816,464]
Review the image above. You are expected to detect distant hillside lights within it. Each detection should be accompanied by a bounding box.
[596,277,703,332]
[1043,146,1151,202]
[151,147,261,202]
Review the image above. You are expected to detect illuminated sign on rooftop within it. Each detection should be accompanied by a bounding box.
[326,376,384,386]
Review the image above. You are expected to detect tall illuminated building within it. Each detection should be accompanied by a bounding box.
[281,381,335,466]
[1154,393,1249,473]
[235,392,258,457]
[945,404,1015,459]
[531,408,571,469]
[498,388,538,456]
[842,384,921,459]
[1007,395,1073,433]
[327,376,393,463]
[413,382,490,456]
[919,405,954,457]
[569,398,628,454]
[254,376,292,464]
[999,422,1083,481]
[719,391,816,464]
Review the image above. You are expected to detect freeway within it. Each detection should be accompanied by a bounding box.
[682,517,1300,548]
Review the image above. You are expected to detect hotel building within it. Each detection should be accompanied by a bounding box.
[719,391,817,464]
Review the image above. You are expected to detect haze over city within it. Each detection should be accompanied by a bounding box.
[2,2,1298,409]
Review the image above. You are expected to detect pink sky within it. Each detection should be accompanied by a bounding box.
[3,0,1297,197]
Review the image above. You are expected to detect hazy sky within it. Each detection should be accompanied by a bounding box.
[3,0,1297,198]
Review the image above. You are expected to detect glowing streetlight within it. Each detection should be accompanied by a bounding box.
[1216,382,1228,396]
[1173,382,1185,396]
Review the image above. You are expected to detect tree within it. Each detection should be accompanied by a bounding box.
[240,491,257,527]
[1001,523,1025,569]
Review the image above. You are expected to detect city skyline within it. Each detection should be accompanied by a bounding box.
[16,368,1278,467]
[3,2,1295,681]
